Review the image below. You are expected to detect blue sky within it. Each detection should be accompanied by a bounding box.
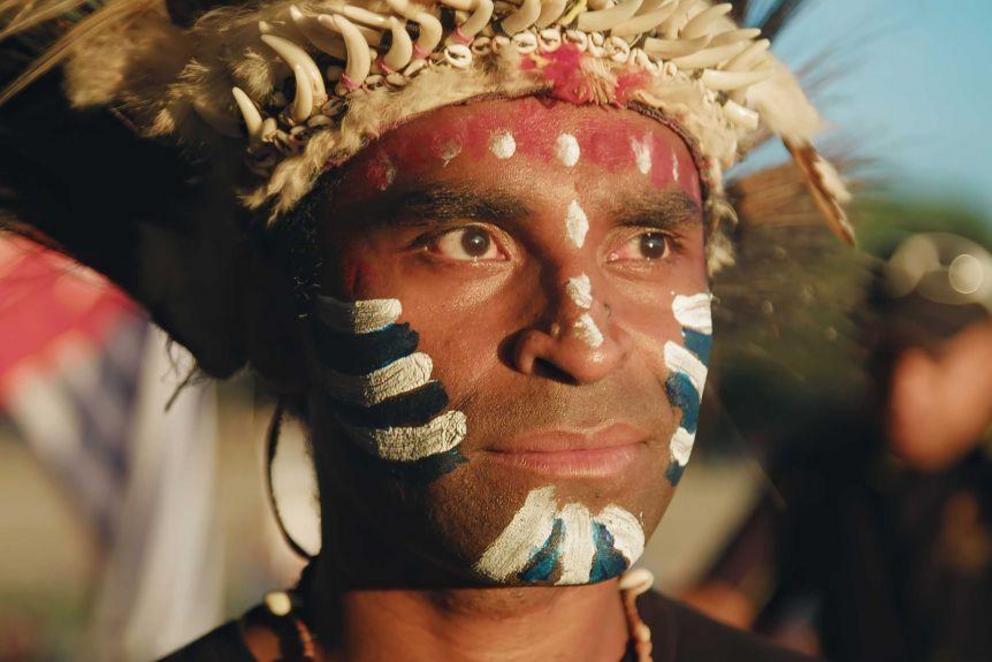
[765,0,991,220]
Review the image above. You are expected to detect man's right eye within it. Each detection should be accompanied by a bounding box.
[429,226,507,262]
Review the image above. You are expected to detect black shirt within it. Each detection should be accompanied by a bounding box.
[162,590,818,661]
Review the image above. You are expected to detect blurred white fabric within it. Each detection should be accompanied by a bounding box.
[87,327,223,661]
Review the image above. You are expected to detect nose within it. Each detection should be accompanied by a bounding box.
[510,273,632,385]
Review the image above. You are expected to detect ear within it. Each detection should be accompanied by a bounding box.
[0,71,248,377]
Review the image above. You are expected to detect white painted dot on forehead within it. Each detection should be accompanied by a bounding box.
[556,133,581,167]
[439,139,462,167]
[566,274,593,310]
[574,313,604,348]
[565,200,589,249]
[489,130,517,159]
[373,153,397,191]
[630,136,652,176]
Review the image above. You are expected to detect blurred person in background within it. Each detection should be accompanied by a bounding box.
[685,232,992,662]
[1,0,859,660]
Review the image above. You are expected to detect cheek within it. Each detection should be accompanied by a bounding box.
[307,289,473,482]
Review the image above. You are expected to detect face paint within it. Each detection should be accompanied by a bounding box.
[574,313,604,348]
[475,487,645,585]
[315,296,402,334]
[474,486,557,583]
[557,503,597,585]
[566,273,593,310]
[338,99,702,207]
[313,294,467,469]
[565,199,590,249]
[664,293,713,485]
[555,132,581,167]
[339,410,467,462]
[672,293,713,334]
[630,135,652,176]
[320,352,433,406]
[437,139,462,167]
[489,130,517,159]
[366,153,396,191]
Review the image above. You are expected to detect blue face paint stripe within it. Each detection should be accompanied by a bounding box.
[327,381,449,428]
[588,522,630,583]
[682,329,712,365]
[312,322,420,375]
[344,441,468,485]
[666,458,687,486]
[665,372,700,434]
[519,518,564,583]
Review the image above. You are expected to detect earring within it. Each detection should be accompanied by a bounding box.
[266,400,318,560]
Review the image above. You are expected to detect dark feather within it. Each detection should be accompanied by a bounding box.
[731,0,809,40]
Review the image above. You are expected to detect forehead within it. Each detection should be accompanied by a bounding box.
[336,97,701,201]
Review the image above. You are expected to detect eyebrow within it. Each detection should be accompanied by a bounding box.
[611,189,703,231]
[359,184,531,228]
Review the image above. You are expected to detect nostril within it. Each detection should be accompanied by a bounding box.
[532,357,580,386]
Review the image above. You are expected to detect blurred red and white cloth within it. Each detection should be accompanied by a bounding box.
[0,237,223,660]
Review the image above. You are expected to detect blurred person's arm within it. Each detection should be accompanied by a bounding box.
[887,318,992,472]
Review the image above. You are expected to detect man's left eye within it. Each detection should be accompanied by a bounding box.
[430,226,506,261]
[608,232,672,262]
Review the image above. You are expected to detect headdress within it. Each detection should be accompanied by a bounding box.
[0,0,854,377]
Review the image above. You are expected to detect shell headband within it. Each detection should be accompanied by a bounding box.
[53,0,852,243]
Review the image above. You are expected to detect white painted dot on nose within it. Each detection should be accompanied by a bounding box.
[490,130,517,159]
[565,200,589,249]
[556,133,581,167]
[630,136,652,175]
[574,313,604,348]
[566,274,593,310]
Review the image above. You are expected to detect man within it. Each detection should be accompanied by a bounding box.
[0,0,851,658]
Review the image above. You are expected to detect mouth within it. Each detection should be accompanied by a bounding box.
[479,421,650,479]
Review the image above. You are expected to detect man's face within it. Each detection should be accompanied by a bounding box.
[309,98,710,586]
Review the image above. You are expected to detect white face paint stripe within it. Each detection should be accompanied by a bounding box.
[556,133,581,167]
[672,293,713,334]
[668,427,695,467]
[490,130,517,159]
[630,136,652,175]
[476,487,646,585]
[664,341,708,392]
[671,146,680,182]
[594,505,645,565]
[556,503,597,585]
[340,410,467,462]
[566,274,593,310]
[475,486,558,581]
[574,313,605,348]
[565,200,590,249]
[322,352,433,406]
[315,295,402,334]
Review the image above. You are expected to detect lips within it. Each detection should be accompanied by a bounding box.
[480,421,650,478]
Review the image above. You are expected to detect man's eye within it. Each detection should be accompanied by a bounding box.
[430,226,505,262]
[608,232,672,262]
